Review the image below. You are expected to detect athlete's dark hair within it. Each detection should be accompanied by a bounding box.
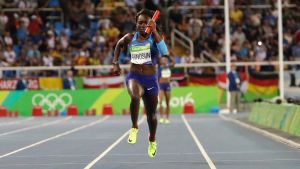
[135,9,154,23]
[135,9,162,33]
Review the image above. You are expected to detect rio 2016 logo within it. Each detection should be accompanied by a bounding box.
[32,93,72,112]
[169,92,194,107]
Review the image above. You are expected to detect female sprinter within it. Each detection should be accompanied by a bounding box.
[158,56,175,124]
[112,9,170,158]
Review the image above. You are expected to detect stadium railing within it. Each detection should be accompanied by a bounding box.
[1,61,300,78]
[171,29,194,61]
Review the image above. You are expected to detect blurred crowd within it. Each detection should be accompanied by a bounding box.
[169,0,300,64]
[0,0,300,78]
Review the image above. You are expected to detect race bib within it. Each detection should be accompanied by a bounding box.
[130,44,152,64]
[161,68,171,78]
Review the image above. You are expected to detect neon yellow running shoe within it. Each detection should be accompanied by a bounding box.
[164,119,170,124]
[159,118,164,124]
[127,128,138,144]
[148,141,157,158]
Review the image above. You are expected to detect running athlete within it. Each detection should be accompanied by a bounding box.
[158,56,175,124]
[112,9,170,158]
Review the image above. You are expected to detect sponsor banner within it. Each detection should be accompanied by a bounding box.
[0,86,219,116]
[217,73,227,89]
[4,90,104,116]
[0,78,39,90]
[39,77,62,90]
[0,72,278,102]
[0,91,9,105]
[74,77,84,89]
[164,86,218,113]
[83,76,124,88]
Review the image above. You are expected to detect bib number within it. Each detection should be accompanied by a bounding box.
[130,44,152,64]
[161,68,171,78]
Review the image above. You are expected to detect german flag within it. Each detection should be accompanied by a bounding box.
[171,73,188,86]
[247,72,279,95]
[188,73,217,86]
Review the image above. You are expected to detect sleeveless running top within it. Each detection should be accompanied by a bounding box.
[158,66,171,79]
[128,32,159,65]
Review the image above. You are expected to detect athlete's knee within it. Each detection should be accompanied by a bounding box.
[147,112,157,120]
[131,96,140,102]
[158,102,163,107]
[130,94,140,101]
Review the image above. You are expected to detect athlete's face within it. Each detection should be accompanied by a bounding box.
[136,14,149,36]
[160,57,168,66]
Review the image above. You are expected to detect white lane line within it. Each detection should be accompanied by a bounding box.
[0,162,87,167]
[206,158,300,162]
[219,114,300,150]
[0,116,110,159]
[0,117,72,137]
[98,158,300,164]
[84,115,146,169]
[3,158,300,167]
[210,150,299,154]
[0,117,35,127]
[104,150,300,156]
[104,158,300,164]
[181,114,217,169]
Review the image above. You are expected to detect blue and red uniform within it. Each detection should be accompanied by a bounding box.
[158,66,171,91]
[125,32,160,95]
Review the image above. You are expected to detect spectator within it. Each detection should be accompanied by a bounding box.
[230,6,243,24]
[3,45,16,66]
[42,51,53,66]
[290,41,300,86]
[125,0,138,7]
[27,44,41,59]
[238,41,250,61]
[92,31,106,49]
[228,64,241,113]
[57,29,69,50]
[0,12,7,36]
[188,10,203,41]
[254,41,267,62]
[16,20,28,42]
[16,71,28,90]
[63,70,76,90]
[48,0,60,7]
[232,27,246,46]
[3,31,13,46]
[28,14,43,43]
[46,30,56,49]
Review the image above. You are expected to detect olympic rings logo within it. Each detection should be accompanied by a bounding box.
[32,93,73,111]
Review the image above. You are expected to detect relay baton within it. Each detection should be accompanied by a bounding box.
[145,10,160,34]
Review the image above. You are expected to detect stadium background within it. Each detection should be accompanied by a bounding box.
[0,0,299,116]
